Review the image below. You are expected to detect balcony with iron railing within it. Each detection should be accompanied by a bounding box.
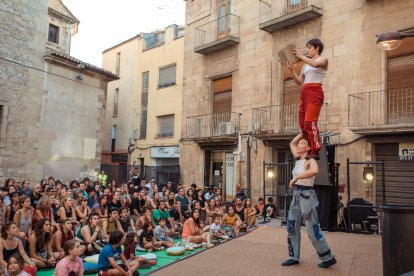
[252,102,327,136]
[348,88,414,133]
[194,14,240,55]
[185,112,241,139]
[259,0,323,33]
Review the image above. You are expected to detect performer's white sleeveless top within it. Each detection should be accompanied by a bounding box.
[292,159,315,187]
[302,57,326,84]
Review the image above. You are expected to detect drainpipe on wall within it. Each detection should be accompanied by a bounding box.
[246,134,252,196]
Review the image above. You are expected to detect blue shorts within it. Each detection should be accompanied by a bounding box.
[98,264,126,273]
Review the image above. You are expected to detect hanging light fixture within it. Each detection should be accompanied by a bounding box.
[376,31,414,51]
[266,166,275,179]
[363,165,374,181]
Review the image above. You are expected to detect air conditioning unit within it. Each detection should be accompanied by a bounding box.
[218,122,235,135]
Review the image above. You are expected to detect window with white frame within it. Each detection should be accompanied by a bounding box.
[158,64,176,88]
[157,114,174,138]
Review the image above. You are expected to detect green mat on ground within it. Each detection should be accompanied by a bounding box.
[36,243,203,276]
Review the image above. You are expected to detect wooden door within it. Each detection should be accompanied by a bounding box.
[218,0,231,38]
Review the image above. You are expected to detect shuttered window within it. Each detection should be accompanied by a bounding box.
[113,88,119,116]
[139,72,149,139]
[158,64,176,88]
[213,76,232,113]
[157,114,174,138]
[387,37,414,124]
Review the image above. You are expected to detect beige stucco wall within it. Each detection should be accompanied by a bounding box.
[180,0,414,202]
[131,25,184,167]
[102,37,139,157]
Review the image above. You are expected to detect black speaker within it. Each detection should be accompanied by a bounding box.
[314,144,330,186]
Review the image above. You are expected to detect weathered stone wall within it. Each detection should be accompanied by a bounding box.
[0,0,48,181]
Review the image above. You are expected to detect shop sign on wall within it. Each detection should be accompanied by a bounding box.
[399,142,414,161]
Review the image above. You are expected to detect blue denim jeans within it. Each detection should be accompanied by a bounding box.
[286,187,334,262]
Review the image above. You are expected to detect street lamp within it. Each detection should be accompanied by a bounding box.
[363,165,374,181]
[376,31,414,51]
[266,166,275,178]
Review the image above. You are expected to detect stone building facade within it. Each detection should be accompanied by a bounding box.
[102,25,184,184]
[0,0,117,183]
[180,0,414,208]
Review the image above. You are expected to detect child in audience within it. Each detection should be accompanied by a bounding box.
[154,218,174,248]
[123,232,149,268]
[6,254,29,276]
[97,231,139,276]
[139,221,163,252]
[54,240,83,276]
[264,197,276,222]
[210,216,229,243]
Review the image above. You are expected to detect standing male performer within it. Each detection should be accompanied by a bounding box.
[287,38,327,159]
[281,133,337,268]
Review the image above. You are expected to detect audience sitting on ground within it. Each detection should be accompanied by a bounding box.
[6,254,30,276]
[0,176,265,272]
[54,240,84,276]
[139,221,163,252]
[76,213,102,254]
[154,218,175,248]
[28,218,57,268]
[0,222,34,268]
[182,209,213,247]
[97,230,140,276]
[264,197,276,222]
[222,206,242,237]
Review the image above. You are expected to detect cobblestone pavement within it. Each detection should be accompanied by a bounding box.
[152,222,382,276]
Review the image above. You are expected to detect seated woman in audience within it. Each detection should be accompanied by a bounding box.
[13,196,32,240]
[222,205,242,237]
[0,223,34,268]
[136,207,155,230]
[182,209,213,247]
[54,240,84,276]
[33,195,57,230]
[75,213,102,254]
[245,198,257,229]
[0,197,6,227]
[75,196,90,226]
[57,197,78,226]
[206,198,223,225]
[6,254,30,276]
[186,189,195,209]
[6,193,19,224]
[148,192,161,210]
[52,219,86,259]
[29,218,58,268]
[94,195,109,240]
[118,207,136,233]
[193,201,207,225]
[121,184,131,207]
[55,187,67,203]
[166,192,175,210]
[215,196,227,214]
[139,221,163,252]
[196,189,206,208]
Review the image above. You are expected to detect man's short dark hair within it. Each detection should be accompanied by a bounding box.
[258,197,264,201]
[307,38,324,54]
[109,207,119,214]
[159,217,167,223]
[109,230,124,245]
[267,197,273,202]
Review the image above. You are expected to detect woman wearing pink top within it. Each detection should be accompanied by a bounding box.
[182,209,213,247]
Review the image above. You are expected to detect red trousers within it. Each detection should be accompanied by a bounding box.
[299,83,324,154]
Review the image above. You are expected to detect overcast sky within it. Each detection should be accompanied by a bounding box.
[63,0,186,67]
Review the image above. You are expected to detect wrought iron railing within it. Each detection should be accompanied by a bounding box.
[194,14,240,49]
[186,112,241,139]
[252,102,327,135]
[348,88,414,128]
[260,0,322,24]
